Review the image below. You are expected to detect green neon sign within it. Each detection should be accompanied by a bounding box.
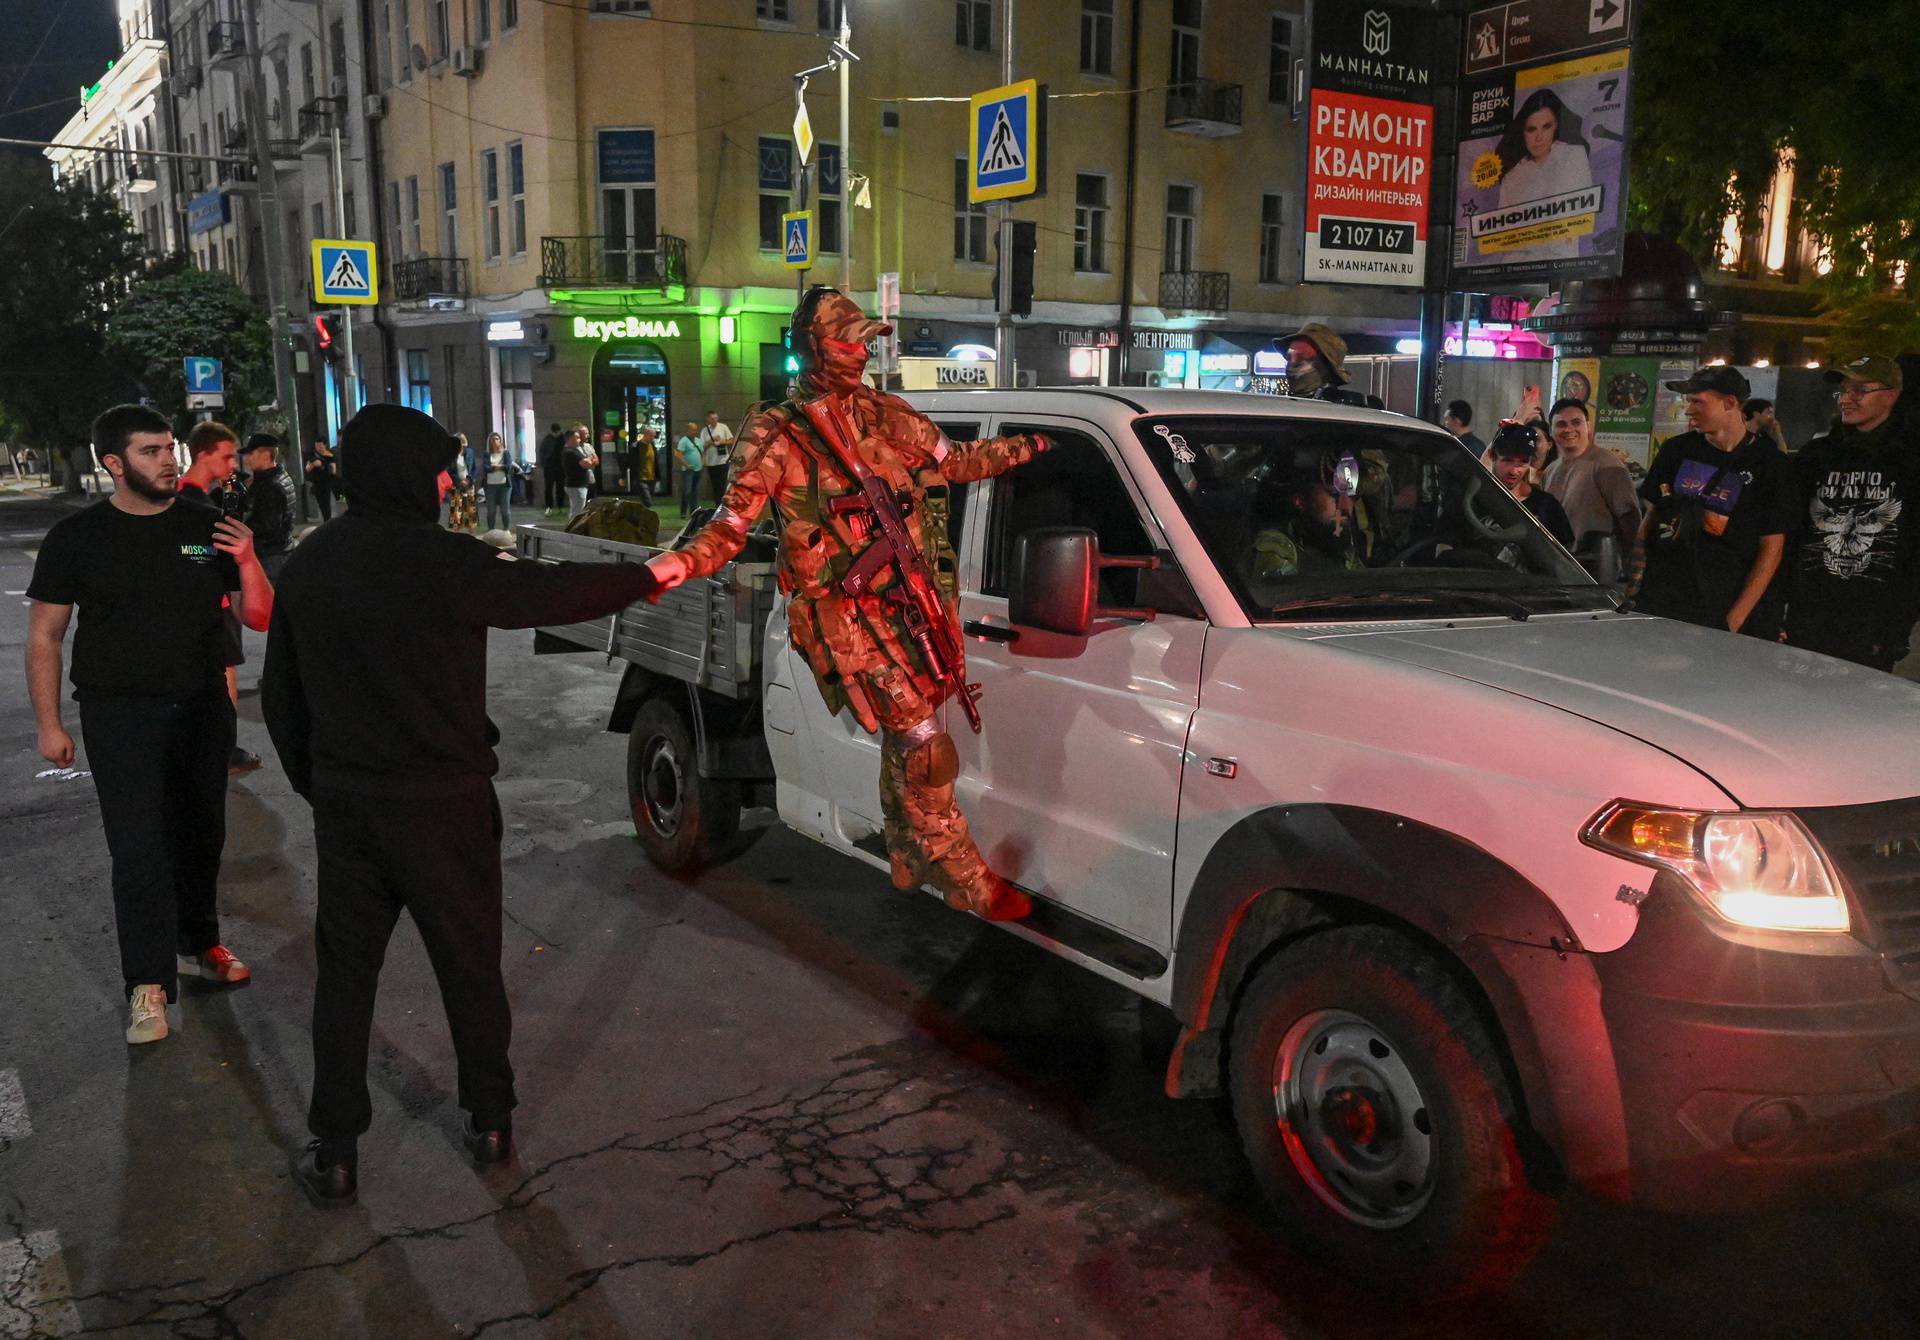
[572,315,685,341]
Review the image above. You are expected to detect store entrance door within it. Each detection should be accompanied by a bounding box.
[592,342,670,497]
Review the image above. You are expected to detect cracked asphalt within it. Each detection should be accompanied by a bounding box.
[8,489,1920,1340]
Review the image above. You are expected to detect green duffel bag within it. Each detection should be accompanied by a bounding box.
[562,497,661,547]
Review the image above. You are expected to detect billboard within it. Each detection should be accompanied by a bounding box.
[1302,4,1437,289]
[1453,0,1635,286]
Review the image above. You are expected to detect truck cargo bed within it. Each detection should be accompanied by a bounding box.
[515,526,775,699]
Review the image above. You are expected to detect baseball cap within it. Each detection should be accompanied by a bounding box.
[1823,354,1903,389]
[1662,365,1751,399]
[1488,421,1540,459]
[810,290,893,344]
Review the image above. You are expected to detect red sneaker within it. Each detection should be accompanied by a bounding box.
[177,945,252,984]
[971,875,1032,922]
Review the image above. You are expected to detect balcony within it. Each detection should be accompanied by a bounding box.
[1160,269,1230,317]
[394,256,470,301]
[207,20,246,66]
[124,153,159,193]
[1165,78,1243,137]
[297,98,341,153]
[539,233,688,299]
[268,137,303,168]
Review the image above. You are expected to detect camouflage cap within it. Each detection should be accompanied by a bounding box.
[809,290,894,345]
[1279,322,1350,378]
[1824,354,1903,390]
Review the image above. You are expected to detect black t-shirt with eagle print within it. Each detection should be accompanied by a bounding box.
[1786,419,1920,663]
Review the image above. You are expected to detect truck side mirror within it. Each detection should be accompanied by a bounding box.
[1011,527,1159,636]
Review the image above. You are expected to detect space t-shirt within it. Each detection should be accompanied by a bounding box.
[1788,421,1920,654]
[1637,431,1793,619]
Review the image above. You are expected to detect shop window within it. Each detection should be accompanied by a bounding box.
[497,347,535,460]
[1080,0,1113,76]
[982,428,1151,600]
[953,157,987,263]
[404,349,432,415]
[1074,172,1108,273]
[1258,193,1284,283]
[758,137,792,251]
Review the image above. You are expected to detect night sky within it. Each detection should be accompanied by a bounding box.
[2,0,122,163]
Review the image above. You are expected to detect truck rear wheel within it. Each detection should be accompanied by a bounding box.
[1227,924,1555,1298]
[627,698,743,875]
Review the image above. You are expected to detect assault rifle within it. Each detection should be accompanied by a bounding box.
[792,393,983,733]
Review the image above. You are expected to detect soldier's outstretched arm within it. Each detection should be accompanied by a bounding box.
[884,399,1047,483]
[646,410,787,591]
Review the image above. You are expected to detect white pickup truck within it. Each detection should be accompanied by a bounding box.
[524,387,1920,1294]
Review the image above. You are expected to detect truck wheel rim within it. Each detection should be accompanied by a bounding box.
[1272,1008,1435,1229]
[640,736,684,837]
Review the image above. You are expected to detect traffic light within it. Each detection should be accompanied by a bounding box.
[994,220,1037,318]
[313,314,339,363]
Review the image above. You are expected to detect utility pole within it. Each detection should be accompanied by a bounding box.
[993,0,1015,388]
[238,0,304,464]
[330,121,359,416]
[839,2,852,291]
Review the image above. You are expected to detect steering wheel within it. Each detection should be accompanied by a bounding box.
[1387,534,1445,567]
[1461,473,1533,542]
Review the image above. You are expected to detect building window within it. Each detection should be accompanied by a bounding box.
[477,0,490,41]
[328,19,348,81]
[758,136,792,251]
[1074,172,1108,272]
[1171,0,1201,91]
[311,202,326,245]
[1164,183,1195,273]
[599,129,658,279]
[501,0,518,30]
[404,349,432,415]
[1258,193,1284,282]
[439,160,457,255]
[1080,0,1113,76]
[482,148,500,259]
[957,0,991,50]
[406,174,422,255]
[1269,15,1293,104]
[817,0,842,29]
[756,0,791,20]
[818,143,842,254]
[375,4,392,87]
[953,157,987,262]
[591,0,651,10]
[388,180,403,268]
[300,42,316,104]
[431,0,450,61]
[397,0,413,81]
[344,189,356,236]
[508,142,526,254]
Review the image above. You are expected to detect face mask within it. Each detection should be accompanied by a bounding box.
[808,334,871,393]
[1289,360,1326,397]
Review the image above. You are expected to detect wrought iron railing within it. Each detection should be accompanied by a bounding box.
[1165,78,1243,129]
[1160,269,1230,315]
[393,256,471,300]
[297,98,341,144]
[207,20,246,60]
[538,233,688,289]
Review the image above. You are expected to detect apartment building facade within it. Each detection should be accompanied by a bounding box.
[355,0,1423,464]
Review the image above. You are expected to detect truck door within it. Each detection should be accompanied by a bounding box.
[951,417,1205,950]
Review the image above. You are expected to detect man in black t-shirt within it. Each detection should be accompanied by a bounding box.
[1632,365,1794,636]
[1488,420,1576,547]
[26,405,274,1046]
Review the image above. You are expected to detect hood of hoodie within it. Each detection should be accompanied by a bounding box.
[339,403,459,521]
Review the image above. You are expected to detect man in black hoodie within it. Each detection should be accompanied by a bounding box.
[262,403,659,1205]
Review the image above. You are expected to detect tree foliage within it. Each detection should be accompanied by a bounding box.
[1629,1,1920,287]
[107,258,273,435]
[0,157,145,475]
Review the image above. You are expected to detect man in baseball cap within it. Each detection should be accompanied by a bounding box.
[1631,362,1794,636]
[1782,354,1919,669]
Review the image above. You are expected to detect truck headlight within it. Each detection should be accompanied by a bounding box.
[1583,802,1850,934]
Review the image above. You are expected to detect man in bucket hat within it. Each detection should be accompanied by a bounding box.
[1278,323,1385,408]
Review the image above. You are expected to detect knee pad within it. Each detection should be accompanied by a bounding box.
[904,731,959,787]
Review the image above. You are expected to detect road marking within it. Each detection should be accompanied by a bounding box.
[0,1069,28,1141]
[0,1230,81,1336]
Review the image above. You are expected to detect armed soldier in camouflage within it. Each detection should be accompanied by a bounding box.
[645,287,1047,920]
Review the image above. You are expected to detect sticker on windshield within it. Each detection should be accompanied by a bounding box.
[1154,423,1195,464]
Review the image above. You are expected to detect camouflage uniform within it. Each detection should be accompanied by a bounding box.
[671,294,1044,919]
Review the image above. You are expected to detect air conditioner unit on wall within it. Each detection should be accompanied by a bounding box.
[329,75,348,99]
[451,47,480,77]
[1015,370,1037,388]
[364,93,386,119]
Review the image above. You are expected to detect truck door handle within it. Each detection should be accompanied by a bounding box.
[963,619,1020,645]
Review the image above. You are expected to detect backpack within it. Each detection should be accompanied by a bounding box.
[562,496,661,547]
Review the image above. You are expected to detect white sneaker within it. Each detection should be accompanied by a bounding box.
[126,984,168,1045]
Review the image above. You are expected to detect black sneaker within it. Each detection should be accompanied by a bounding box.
[228,747,262,776]
[461,1114,512,1165]
[295,1139,358,1206]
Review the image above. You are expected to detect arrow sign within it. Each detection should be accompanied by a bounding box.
[1590,0,1624,29]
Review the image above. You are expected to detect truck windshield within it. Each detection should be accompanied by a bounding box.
[1133,416,1606,622]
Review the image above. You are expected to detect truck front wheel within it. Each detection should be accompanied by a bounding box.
[1227,925,1555,1298]
[627,698,743,875]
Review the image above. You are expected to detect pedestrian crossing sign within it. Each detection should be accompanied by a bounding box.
[782,210,814,271]
[969,79,1045,202]
[311,239,379,305]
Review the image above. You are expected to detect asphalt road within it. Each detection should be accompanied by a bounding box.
[5,487,1920,1339]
